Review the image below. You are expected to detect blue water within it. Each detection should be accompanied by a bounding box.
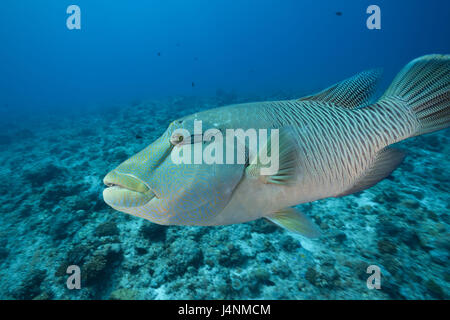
[0,0,448,299]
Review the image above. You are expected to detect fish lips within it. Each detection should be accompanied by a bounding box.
[103,170,156,208]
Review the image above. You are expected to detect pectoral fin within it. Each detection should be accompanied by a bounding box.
[266,207,321,238]
[245,127,299,185]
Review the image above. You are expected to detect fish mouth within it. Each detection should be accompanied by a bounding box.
[103,170,156,208]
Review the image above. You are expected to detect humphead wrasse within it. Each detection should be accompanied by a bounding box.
[103,55,450,238]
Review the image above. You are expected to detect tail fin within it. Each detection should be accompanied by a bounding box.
[381,54,450,136]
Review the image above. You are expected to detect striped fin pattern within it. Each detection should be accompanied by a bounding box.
[298,69,382,109]
[381,54,450,136]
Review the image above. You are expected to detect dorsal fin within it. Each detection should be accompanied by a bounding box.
[298,69,383,109]
[336,148,405,197]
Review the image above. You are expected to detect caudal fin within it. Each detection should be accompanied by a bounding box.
[382,54,450,136]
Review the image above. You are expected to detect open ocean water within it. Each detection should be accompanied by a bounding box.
[0,0,448,300]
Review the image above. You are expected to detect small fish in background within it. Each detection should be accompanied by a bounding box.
[191,82,195,87]
[157,52,161,56]
[103,55,450,238]
[335,11,343,16]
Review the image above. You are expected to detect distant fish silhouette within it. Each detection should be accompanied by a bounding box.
[157,52,161,56]
[336,11,343,16]
[192,82,195,87]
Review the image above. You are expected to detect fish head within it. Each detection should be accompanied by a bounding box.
[103,115,245,225]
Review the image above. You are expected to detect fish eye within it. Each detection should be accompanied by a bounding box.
[170,133,185,145]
